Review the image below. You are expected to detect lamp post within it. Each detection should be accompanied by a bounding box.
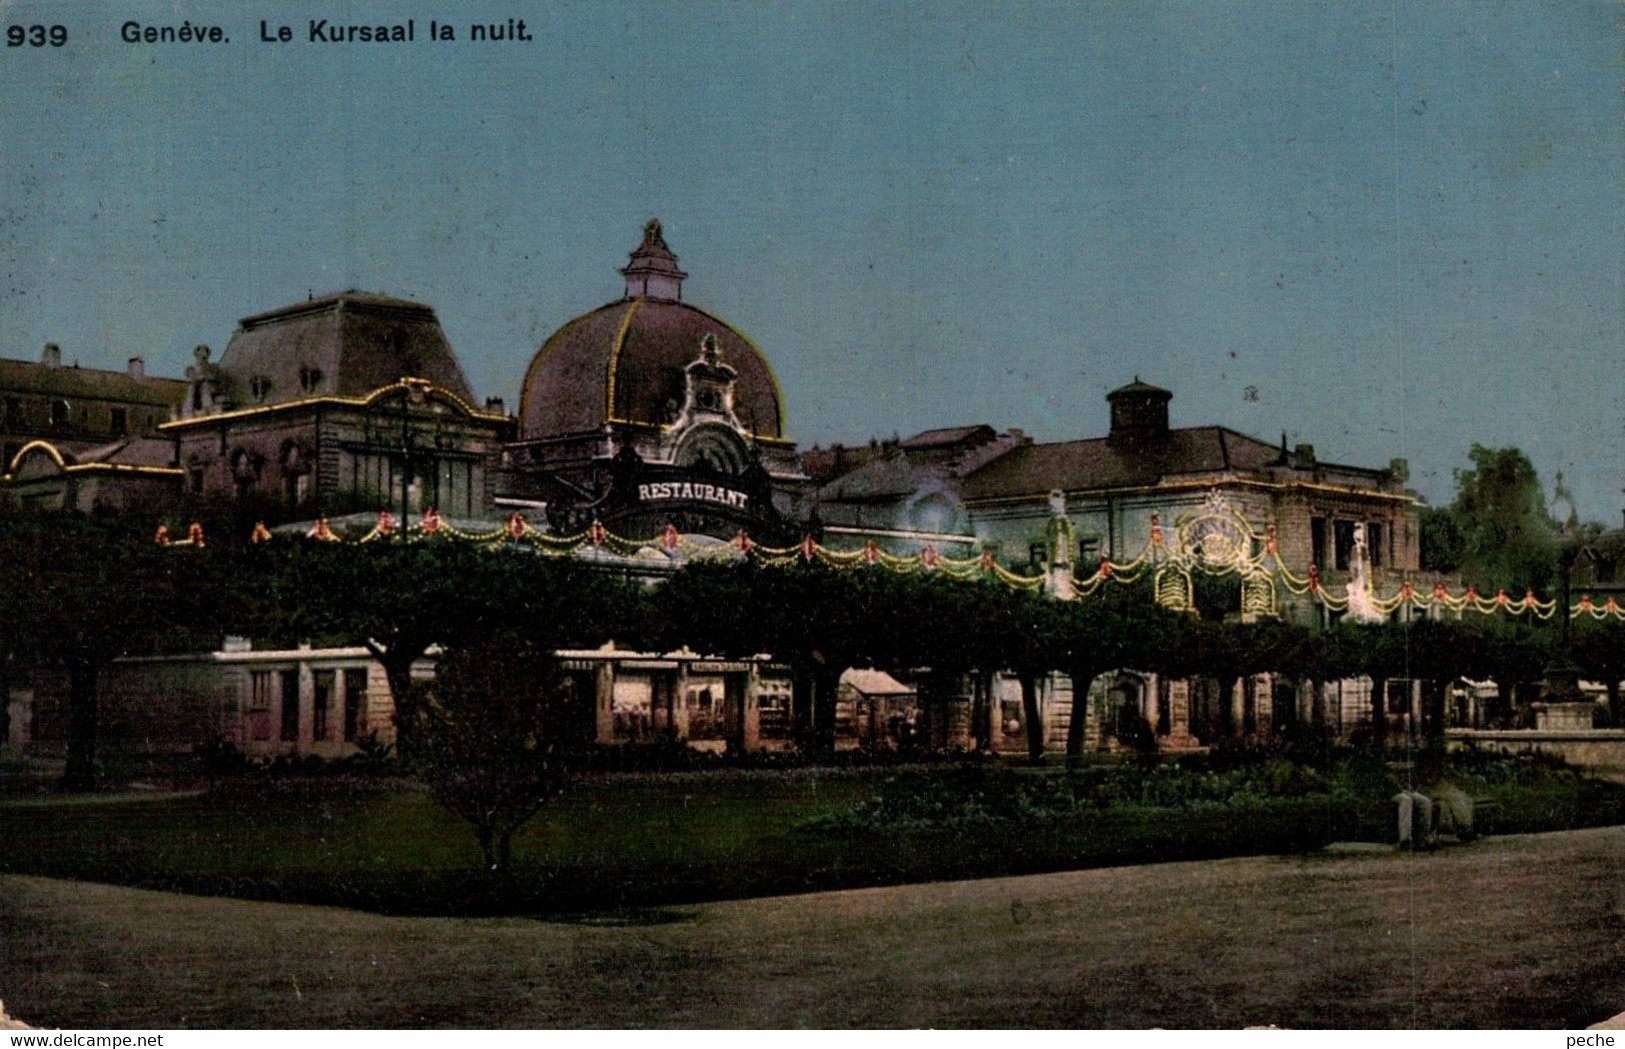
[397,380,427,527]
[1538,483,1589,718]
[1538,528,1584,704]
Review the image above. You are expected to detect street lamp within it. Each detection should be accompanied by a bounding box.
[397,379,428,527]
[1539,479,1589,712]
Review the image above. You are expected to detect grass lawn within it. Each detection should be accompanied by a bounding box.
[4,826,1624,1028]
[0,771,881,913]
[3,759,1623,916]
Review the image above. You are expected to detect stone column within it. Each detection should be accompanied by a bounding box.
[672,663,691,741]
[593,661,615,744]
[1254,674,1274,737]
[297,654,314,752]
[1144,674,1161,735]
[945,672,972,750]
[1082,678,1104,752]
[740,664,761,752]
[1157,678,1198,750]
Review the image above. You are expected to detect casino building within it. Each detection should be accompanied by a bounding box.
[3,219,1440,762]
[500,219,809,543]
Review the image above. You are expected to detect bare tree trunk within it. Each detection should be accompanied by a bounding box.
[1494,680,1514,728]
[477,825,496,871]
[375,647,425,758]
[60,663,99,792]
[971,669,993,752]
[1425,680,1448,746]
[1066,668,1099,767]
[1019,672,1044,763]
[812,667,842,756]
[1609,680,1622,730]
[1216,675,1238,738]
[791,663,814,749]
[1369,677,1389,746]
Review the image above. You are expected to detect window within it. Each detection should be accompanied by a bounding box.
[189,467,205,494]
[109,408,128,435]
[249,671,273,712]
[279,670,300,743]
[1310,517,1327,570]
[312,670,334,742]
[3,397,18,426]
[1367,522,1384,568]
[1079,534,1102,566]
[343,669,367,741]
[1333,520,1356,571]
[50,400,69,427]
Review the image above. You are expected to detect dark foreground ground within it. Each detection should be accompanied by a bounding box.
[3,825,1622,1029]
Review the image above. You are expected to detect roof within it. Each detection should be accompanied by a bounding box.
[215,290,476,408]
[1107,377,1172,400]
[519,297,785,440]
[0,357,185,406]
[900,424,997,450]
[71,436,179,468]
[817,451,925,502]
[840,668,915,696]
[961,426,1286,500]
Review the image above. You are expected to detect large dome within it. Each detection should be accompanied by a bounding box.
[518,222,786,441]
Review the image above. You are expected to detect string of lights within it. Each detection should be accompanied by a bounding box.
[148,504,1625,622]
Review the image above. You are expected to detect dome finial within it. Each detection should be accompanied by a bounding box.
[622,218,687,301]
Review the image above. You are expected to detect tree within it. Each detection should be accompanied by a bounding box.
[1572,621,1625,727]
[1418,505,1463,574]
[1055,586,1181,762]
[410,629,574,871]
[1331,621,1415,746]
[1,513,223,790]
[651,560,878,755]
[1446,445,1559,593]
[997,589,1068,762]
[1461,618,1551,728]
[249,538,639,754]
[1188,618,1309,740]
[1402,618,1484,743]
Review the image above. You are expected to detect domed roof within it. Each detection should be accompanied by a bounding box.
[518,222,785,441]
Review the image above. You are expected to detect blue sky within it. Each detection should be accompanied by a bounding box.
[1,1,1619,518]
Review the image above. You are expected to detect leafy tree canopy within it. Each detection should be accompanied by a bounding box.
[1444,445,1559,592]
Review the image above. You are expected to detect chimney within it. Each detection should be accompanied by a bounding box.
[128,357,145,382]
[483,396,506,416]
[41,342,60,368]
[1294,443,1316,464]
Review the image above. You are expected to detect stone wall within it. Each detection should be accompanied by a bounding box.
[1447,729,1625,781]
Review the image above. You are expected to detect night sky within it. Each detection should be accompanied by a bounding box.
[1,1,1618,518]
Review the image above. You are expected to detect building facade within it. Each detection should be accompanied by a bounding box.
[5,220,1525,766]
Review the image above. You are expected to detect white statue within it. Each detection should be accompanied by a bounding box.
[1344,523,1383,623]
[1043,489,1076,600]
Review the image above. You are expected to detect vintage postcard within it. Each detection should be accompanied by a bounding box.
[1,0,1621,1035]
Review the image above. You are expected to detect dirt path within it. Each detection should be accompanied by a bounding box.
[3,827,1622,1028]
